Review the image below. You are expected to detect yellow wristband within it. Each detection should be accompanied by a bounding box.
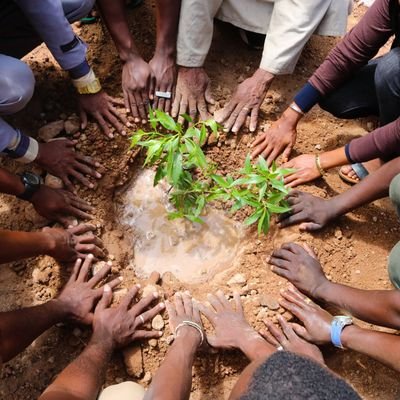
[76,78,102,94]
[315,154,325,176]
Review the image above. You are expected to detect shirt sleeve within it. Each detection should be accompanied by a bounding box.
[260,0,333,75]
[14,0,88,73]
[346,118,400,162]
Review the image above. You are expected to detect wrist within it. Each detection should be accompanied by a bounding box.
[340,324,361,349]
[313,278,334,301]
[174,328,202,352]
[154,45,175,61]
[254,68,275,83]
[120,47,142,63]
[238,331,270,361]
[282,107,303,125]
[37,231,58,256]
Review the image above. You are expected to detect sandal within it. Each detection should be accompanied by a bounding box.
[338,163,369,185]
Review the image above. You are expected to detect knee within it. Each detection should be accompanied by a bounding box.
[63,0,95,22]
[388,241,400,289]
[389,173,400,211]
[0,58,35,116]
[375,48,400,91]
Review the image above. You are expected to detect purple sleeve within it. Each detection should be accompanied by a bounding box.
[348,118,400,162]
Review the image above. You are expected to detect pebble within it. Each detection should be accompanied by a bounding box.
[142,371,152,384]
[72,328,82,337]
[123,345,143,377]
[148,339,158,348]
[259,294,280,310]
[227,273,247,287]
[315,144,322,150]
[142,284,158,298]
[372,216,378,222]
[64,118,80,135]
[45,174,63,189]
[151,315,165,330]
[38,120,65,142]
[334,228,343,240]
[166,335,175,345]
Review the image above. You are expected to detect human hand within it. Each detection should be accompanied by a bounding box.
[198,291,259,350]
[122,56,155,124]
[215,68,273,133]
[171,67,215,123]
[78,91,128,138]
[91,284,165,350]
[31,185,93,226]
[36,139,102,192]
[56,255,122,325]
[260,315,325,365]
[251,109,300,165]
[43,224,105,262]
[282,154,321,188]
[278,286,332,345]
[166,291,204,349]
[268,243,329,298]
[278,190,337,231]
[149,55,176,113]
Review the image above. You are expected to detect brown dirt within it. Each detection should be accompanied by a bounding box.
[0,2,399,399]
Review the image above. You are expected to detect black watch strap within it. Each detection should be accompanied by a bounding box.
[17,173,41,201]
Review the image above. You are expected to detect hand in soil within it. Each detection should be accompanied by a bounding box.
[198,291,259,350]
[166,291,204,348]
[91,284,164,350]
[122,56,155,124]
[149,55,176,114]
[36,139,102,192]
[31,186,93,226]
[278,190,336,231]
[269,242,329,298]
[56,255,122,325]
[43,224,105,262]
[251,110,298,164]
[278,286,332,345]
[78,91,128,138]
[215,68,273,133]
[282,154,322,187]
[171,67,215,123]
[260,315,325,365]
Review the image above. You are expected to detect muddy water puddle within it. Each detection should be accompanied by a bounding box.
[119,170,245,283]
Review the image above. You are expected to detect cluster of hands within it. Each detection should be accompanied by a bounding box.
[60,248,337,366]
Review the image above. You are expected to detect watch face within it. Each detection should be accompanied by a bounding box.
[334,315,353,325]
[23,172,41,187]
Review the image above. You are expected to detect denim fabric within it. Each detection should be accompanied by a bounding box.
[388,173,400,288]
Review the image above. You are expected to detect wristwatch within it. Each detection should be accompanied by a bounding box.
[17,172,41,201]
[330,315,353,349]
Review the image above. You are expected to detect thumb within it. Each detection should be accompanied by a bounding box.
[80,109,88,130]
[205,83,215,105]
[281,144,293,164]
[206,335,219,348]
[299,222,321,232]
[95,284,113,311]
[290,322,310,340]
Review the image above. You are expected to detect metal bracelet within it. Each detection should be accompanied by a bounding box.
[315,154,326,176]
[174,320,204,345]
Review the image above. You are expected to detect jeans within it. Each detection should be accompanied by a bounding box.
[388,173,400,288]
[319,47,400,126]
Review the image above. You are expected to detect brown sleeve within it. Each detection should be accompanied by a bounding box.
[348,118,400,162]
[309,0,394,96]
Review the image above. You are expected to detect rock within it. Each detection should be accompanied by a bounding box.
[334,228,343,240]
[227,273,247,287]
[259,294,280,310]
[123,345,143,378]
[315,144,322,150]
[72,328,82,337]
[45,174,63,189]
[142,371,152,384]
[372,216,378,222]
[151,315,165,330]
[166,335,175,345]
[142,284,158,298]
[38,120,65,142]
[207,133,219,146]
[148,339,158,348]
[64,118,80,135]
[32,267,51,284]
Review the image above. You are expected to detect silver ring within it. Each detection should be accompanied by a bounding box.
[155,90,172,99]
[277,345,284,351]
[139,315,145,325]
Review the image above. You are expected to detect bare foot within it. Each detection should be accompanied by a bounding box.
[340,158,383,183]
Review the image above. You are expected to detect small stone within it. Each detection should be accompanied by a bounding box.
[142,371,152,384]
[259,294,280,310]
[148,339,158,348]
[45,174,63,189]
[38,120,65,142]
[72,328,82,337]
[372,216,378,222]
[227,273,247,287]
[355,269,361,274]
[166,335,175,345]
[64,118,80,135]
[123,345,143,378]
[142,284,158,298]
[315,144,322,150]
[32,267,51,284]
[334,228,343,240]
[151,315,165,330]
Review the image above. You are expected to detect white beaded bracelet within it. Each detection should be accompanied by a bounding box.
[174,320,204,346]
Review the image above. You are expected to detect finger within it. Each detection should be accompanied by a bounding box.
[157,90,166,112]
[137,92,148,122]
[279,298,306,322]
[67,206,93,221]
[299,222,322,232]
[152,91,159,110]
[268,256,291,270]
[270,265,291,280]
[197,302,216,324]
[265,148,282,167]
[107,276,124,290]
[215,100,237,124]
[132,330,163,341]
[303,243,317,258]
[69,198,94,212]
[108,96,125,107]
[223,104,242,132]
[130,291,159,316]
[68,223,96,235]
[79,109,88,130]
[188,96,197,122]
[249,106,260,132]
[165,299,177,320]
[174,292,185,316]
[164,85,173,113]
[72,160,101,180]
[93,112,113,139]
[76,253,94,282]
[215,290,230,309]
[88,261,112,287]
[182,291,193,316]
[135,302,165,328]
[281,242,304,255]
[198,99,211,121]
[251,133,267,148]
[68,258,83,282]
[177,96,188,124]
[207,293,224,312]
[232,107,249,133]
[77,233,103,247]
[62,174,75,193]
[205,83,215,105]
[75,243,105,259]
[233,292,244,314]
[265,320,288,345]
[278,211,309,229]
[121,285,140,309]
[286,178,305,189]
[95,284,113,312]
[281,144,293,164]
[259,327,280,347]
[261,144,274,162]
[104,110,125,135]
[129,92,140,123]
[291,322,310,340]
[171,91,181,118]
[278,315,297,340]
[109,105,128,131]
[68,169,94,189]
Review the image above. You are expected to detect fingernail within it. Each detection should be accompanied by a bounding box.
[127,122,133,127]
[109,134,114,139]
[159,302,165,308]
[95,162,101,167]
[126,108,130,113]
[158,331,163,336]
[142,119,147,124]
[153,292,159,298]
[88,254,94,259]
[136,283,141,289]
[89,183,94,189]
[68,225,74,229]
[107,261,112,266]
[104,284,111,292]
[96,173,102,178]
[122,130,127,136]
[135,118,140,123]
[119,276,123,281]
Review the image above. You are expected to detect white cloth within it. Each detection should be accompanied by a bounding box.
[177,0,353,75]
[98,382,145,400]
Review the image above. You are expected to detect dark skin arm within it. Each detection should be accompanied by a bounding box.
[0,257,121,362]
[40,285,164,400]
[279,157,400,231]
[269,243,400,329]
[144,292,203,400]
[0,224,104,264]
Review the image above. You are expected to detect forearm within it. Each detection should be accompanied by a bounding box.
[315,281,400,329]
[0,167,24,196]
[144,333,198,400]
[154,0,181,58]
[97,0,140,61]
[0,300,67,362]
[0,230,54,264]
[328,157,400,216]
[238,330,275,362]
[39,340,112,400]
[342,325,400,371]
[319,148,348,170]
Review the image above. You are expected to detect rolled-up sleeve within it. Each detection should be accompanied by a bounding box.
[14,0,87,71]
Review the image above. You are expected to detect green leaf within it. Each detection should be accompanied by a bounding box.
[267,203,291,213]
[257,156,268,172]
[211,174,229,188]
[155,109,178,131]
[172,153,183,185]
[180,113,193,123]
[244,208,263,226]
[154,165,166,186]
[185,214,204,224]
[232,175,265,186]
[205,119,219,134]
[243,154,253,173]
[258,209,270,234]
[199,125,207,146]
